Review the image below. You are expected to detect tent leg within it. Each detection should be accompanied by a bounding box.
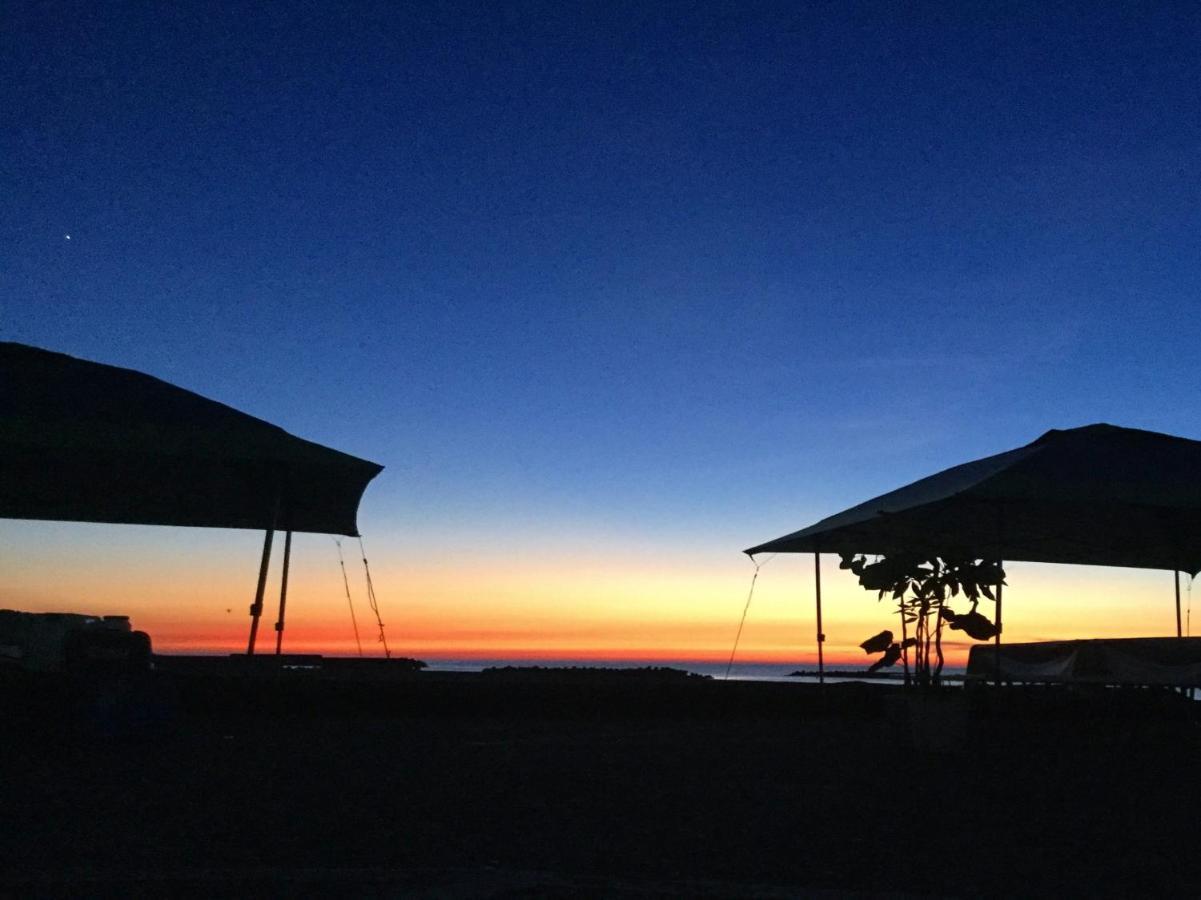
[993,561,1004,687]
[1175,570,1182,638]
[274,530,293,655]
[814,552,825,686]
[246,528,275,655]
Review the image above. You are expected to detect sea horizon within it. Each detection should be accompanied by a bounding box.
[152,649,967,682]
[419,657,968,680]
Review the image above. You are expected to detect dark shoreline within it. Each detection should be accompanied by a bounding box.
[3,663,1199,896]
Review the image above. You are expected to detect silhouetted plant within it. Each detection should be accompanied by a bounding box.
[841,554,1005,687]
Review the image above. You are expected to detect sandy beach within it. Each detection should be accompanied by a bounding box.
[3,663,1199,897]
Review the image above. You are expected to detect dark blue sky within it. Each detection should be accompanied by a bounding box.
[5,1,1201,557]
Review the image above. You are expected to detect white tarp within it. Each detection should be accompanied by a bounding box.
[747,424,1201,574]
[967,638,1201,686]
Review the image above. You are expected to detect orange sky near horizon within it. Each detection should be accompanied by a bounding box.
[2,520,1193,670]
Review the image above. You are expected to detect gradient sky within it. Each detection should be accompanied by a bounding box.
[4,2,1201,665]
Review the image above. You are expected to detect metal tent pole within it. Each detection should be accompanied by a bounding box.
[993,504,1006,688]
[1176,569,1183,638]
[994,560,1004,687]
[815,551,825,685]
[274,530,294,655]
[246,527,275,655]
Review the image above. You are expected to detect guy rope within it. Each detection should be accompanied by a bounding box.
[334,538,364,657]
[358,537,391,659]
[724,553,776,680]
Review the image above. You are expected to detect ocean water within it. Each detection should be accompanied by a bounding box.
[421,657,968,684]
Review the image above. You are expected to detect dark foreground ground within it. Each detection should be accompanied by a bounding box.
[2,662,1200,898]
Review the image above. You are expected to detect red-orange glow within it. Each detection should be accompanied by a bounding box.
[3,523,1194,668]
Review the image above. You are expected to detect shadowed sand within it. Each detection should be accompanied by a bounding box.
[2,664,1199,897]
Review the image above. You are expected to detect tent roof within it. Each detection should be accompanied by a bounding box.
[0,342,382,535]
[745,424,1201,574]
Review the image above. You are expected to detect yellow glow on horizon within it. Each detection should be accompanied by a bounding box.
[3,522,1195,667]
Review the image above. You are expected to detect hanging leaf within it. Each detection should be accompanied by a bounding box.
[858,561,896,591]
[946,610,997,641]
[978,561,1005,582]
[860,630,894,654]
[867,642,903,672]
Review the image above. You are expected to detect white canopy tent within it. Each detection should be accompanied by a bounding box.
[1,342,384,654]
[746,424,1201,681]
